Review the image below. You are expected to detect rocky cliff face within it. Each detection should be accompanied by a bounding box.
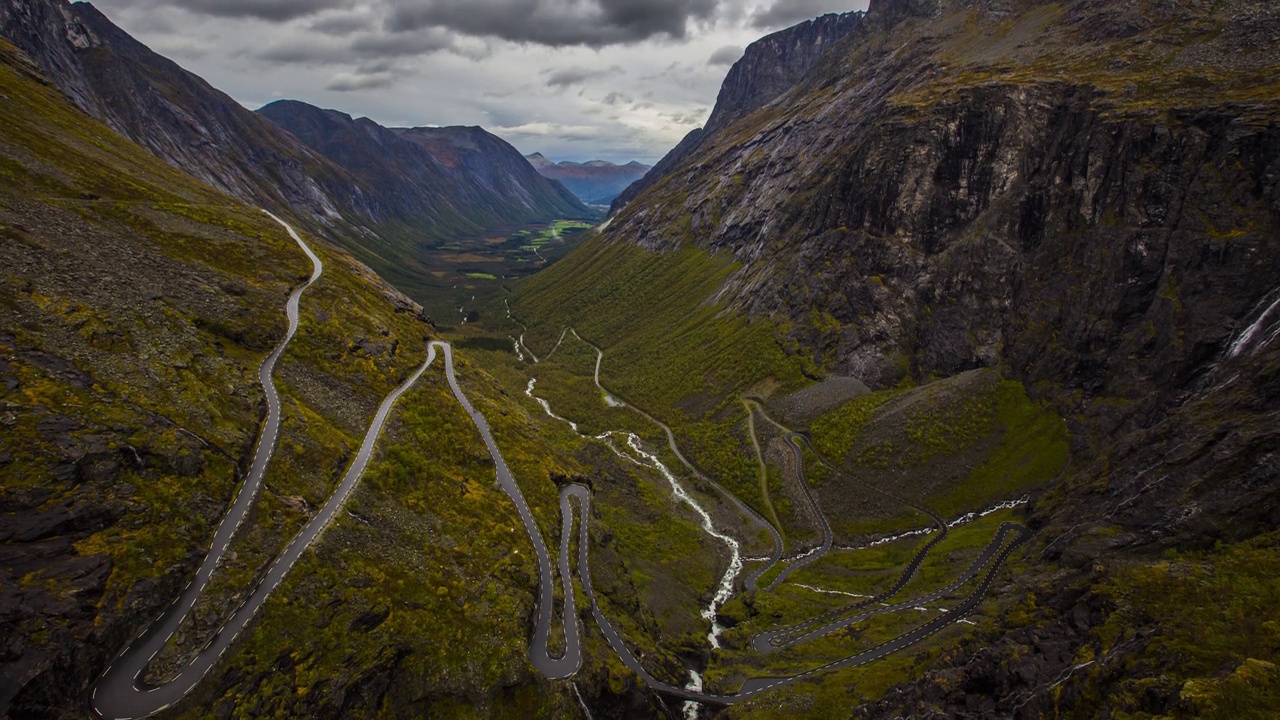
[600,0,1280,713]
[704,10,865,135]
[0,0,363,221]
[610,11,862,213]
[525,153,650,205]
[612,0,1280,405]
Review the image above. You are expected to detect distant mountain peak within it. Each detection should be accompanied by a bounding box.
[524,153,652,205]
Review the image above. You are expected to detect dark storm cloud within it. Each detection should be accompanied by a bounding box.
[309,14,373,35]
[751,0,862,29]
[255,27,457,65]
[106,0,356,22]
[385,0,720,48]
[707,44,742,65]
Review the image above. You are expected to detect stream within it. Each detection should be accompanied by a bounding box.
[523,361,741,718]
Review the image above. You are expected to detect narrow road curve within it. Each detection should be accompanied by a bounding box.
[742,401,785,546]
[761,433,833,591]
[752,433,952,650]
[432,341,581,679]
[91,213,433,720]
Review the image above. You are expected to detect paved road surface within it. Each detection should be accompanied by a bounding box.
[91,213,432,719]
[433,341,582,679]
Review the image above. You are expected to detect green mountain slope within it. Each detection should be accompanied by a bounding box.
[0,40,596,719]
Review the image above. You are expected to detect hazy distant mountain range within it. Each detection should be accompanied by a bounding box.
[525,153,650,205]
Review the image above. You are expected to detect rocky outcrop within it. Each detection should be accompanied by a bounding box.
[525,154,650,205]
[610,0,1280,407]
[610,11,862,214]
[704,11,864,135]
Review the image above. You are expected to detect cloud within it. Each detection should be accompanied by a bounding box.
[255,27,457,65]
[325,61,410,91]
[255,37,350,64]
[707,44,742,65]
[350,29,457,58]
[308,13,373,35]
[144,34,218,59]
[385,0,721,48]
[661,109,706,125]
[751,0,864,29]
[105,0,356,22]
[326,69,398,91]
[90,0,769,163]
[543,65,623,89]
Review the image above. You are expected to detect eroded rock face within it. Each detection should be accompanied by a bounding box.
[611,11,863,214]
[705,11,866,136]
[608,2,1280,416]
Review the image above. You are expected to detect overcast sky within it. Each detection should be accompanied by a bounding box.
[85,0,869,164]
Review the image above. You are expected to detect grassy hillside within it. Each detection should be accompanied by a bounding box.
[0,40,583,718]
[492,230,1076,714]
[508,236,811,519]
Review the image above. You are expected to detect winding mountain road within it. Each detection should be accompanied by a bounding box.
[486,327,1033,707]
[760,434,833,591]
[90,246,1032,717]
[90,213,433,720]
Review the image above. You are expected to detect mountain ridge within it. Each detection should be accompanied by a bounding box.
[533,0,1280,714]
[0,0,593,308]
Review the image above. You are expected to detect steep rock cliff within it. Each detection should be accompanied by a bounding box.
[610,11,863,213]
[594,0,1280,714]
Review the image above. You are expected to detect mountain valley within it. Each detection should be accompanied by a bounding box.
[2,0,1279,718]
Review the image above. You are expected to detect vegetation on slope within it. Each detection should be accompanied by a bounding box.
[509,236,811,523]
[1,40,581,718]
